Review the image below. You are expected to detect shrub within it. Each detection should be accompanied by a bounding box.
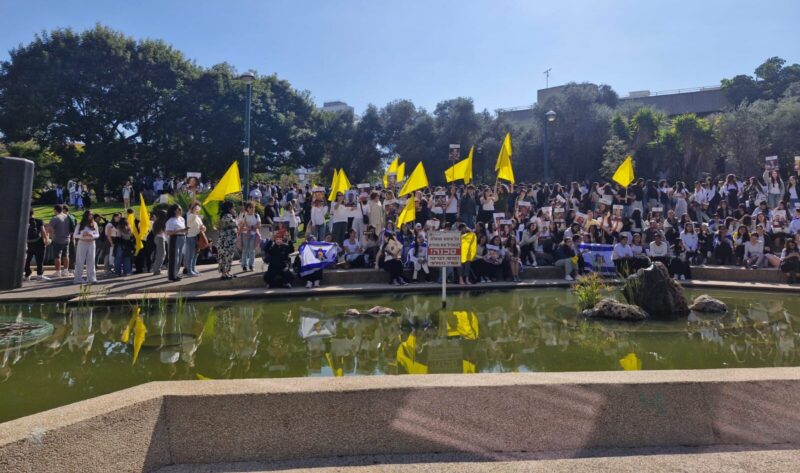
[572,272,610,310]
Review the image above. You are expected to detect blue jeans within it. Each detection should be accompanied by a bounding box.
[184,236,198,274]
[114,245,132,275]
[462,213,475,229]
[242,233,257,269]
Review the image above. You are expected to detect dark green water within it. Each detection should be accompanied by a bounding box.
[1,288,798,423]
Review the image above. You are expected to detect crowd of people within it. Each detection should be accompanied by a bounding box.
[25,165,800,286]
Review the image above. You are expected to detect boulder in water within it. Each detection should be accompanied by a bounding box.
[366,306,395,316]
[580,298,648,321]
[689,295,727,313]
[344,309,361,317]
[622,262,690,320]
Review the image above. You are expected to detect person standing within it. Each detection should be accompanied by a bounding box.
[165,205,188,282]
[460,186,477,229]
[25,210,50,281]
[113,219,135,276]
[184,203,206,276]
[48,205,71,278]
[309,197,328,242]
[122,181,133,209]
[368,191,385,235]
[73,210,99,284]
[217,201,238,280]
[238,202,261,272]
[151,210,168,276]
[104,213,121,275]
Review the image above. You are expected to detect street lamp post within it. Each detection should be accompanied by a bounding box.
[240,72,255,198]
[543,110,556,182]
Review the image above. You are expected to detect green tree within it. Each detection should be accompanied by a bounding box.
[672,114,715,175]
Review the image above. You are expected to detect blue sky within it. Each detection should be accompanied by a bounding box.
[1,0,798,113]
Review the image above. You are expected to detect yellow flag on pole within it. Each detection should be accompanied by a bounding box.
[396,196,415,227]
[495,133,514,184]
[612,156,635,188]
[134,193,150,255]
[398,162,429,196]
[461,231,477,262]
[396,162,406,182]
[338,168,352,193]
[383,156,399,188]
[328,169,341,201]
[445,146,474,183]
[203,161,242,204]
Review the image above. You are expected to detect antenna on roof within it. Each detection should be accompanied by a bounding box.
[543,68,552,88]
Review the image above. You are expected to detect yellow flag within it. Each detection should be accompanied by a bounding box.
[612,156,635,188]
[203,161,241,204]
[445,146,474,183]
[619,352,642,371]
[383,157,399,188]
[396,162,406,182]
[121,307,138,343]
[396,196,415,227]
[495,133,514,184]
[338,168,352,193]
[134,194,150,255]
[398,162,429,196]
[461,231,477,263]
[328,169,341,201]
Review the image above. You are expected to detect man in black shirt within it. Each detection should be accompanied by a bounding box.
[25,210,50,281]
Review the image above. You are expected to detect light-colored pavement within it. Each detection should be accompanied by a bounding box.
[154,446,800,472]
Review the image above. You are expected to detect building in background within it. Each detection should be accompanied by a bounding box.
[321,101,354,115]
[498,84,729,124]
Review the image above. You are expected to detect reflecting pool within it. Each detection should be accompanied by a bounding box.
[1,288,799,422]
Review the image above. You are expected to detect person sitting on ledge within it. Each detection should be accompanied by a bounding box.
[263,235,294,289]
[648,233,671,267]
[379,231,407,286]
[780,239,800,284]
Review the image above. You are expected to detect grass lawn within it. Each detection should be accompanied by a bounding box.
[32,202,130,220]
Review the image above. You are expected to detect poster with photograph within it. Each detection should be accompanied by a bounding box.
[541,206,553,220]
[599,196,613,207]
[574,212,588,226]
[612,204,624,217]
[795,156,800,173]
[185,172,201,194]
[765,155,779,172]
[493,212,506,229]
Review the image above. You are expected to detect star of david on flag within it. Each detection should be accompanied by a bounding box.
[299,242,339,276]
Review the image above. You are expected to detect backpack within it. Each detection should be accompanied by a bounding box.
[27,219,42,242]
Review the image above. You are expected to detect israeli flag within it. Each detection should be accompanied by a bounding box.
[578,243,615,275]
[299,242,339,276]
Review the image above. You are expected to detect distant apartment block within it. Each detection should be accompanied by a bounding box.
[498,84,729,125]
[322,101,354,115]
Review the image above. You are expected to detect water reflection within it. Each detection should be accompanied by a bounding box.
[2,289,800,421]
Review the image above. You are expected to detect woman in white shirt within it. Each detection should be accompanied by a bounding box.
[680,222,699,262]
[73,210,100,284]
[165,204,188,282]
[479,189,497,225]
[330,193,349,245]
[238,201,262,272]
[309,198,329,242]
[183,203,206,276]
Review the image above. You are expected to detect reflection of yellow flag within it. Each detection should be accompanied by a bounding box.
[396,334,428,374]
[397,196,415,227]
[383,157,399,188]
[121,307,138,343]
[203,161,241,204]
[396,162,406,182]
[619,352,642,371]
[448,311,479,340]
[325,353,344,377]
[445,146,474,183]
[202,310,217,337]
[461,232,477,263]
[463,360,477,373]
[132,311,147,365]
[495,133,514,184]
[196,373,213,380]
[398,162,429,196]
[612,156,635,188]
[328,169,341,201]
[134,194,150,255]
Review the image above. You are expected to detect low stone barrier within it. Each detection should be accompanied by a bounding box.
[2,369,800,472]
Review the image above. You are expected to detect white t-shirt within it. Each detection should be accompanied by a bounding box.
[186,212,204,237]
[105,222,117,241]
[310,205,328,226]
[165,216,186,233]
[445,196,458,214]
[331,203,350,224]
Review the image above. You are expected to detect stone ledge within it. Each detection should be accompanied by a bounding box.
[3,369,800,472]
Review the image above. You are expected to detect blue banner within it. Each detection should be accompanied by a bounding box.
[578,243,615,275]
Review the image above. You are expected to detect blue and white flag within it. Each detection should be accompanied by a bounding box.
[578,243,615,275]
[298,242,339,276]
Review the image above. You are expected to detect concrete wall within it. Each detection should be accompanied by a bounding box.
[619,88,729,116]
[2,369,800,472]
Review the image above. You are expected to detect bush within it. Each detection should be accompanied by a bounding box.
[571,272,610,310]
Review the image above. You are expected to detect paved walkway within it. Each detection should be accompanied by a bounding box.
[155,446,800,472]
[2,263,798,304]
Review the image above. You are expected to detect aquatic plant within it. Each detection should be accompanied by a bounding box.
[571,273,610,310]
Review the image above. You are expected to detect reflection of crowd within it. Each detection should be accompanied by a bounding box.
[2,292,800,421]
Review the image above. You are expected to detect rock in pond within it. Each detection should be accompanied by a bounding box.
[581,298,649,321]
[689,295,727,313]
[622,262,690,320]
[366,306,395,316]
